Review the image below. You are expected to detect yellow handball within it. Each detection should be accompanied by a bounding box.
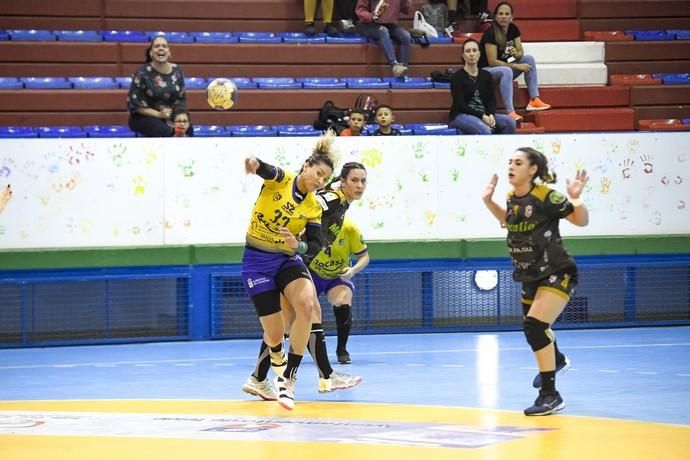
[206,78,238,110]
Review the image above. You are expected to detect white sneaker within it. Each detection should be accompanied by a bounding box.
[318,371,363,393]
[274,375,296,410]
[242,375,277,401]
[269,348,287,377]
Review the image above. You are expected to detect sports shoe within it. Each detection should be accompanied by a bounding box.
[304,22,316,36]
[508,111,524,122]
[524,390,565,416]
[242,375,277,401]
[392,63,408,78]
[324,23,339,36]
[269,348,287,377]
[336,348,351,364]
[318,371,363,393]
[532,355,571,388]
[274,375,296,410]
[526,97,551,111]
[339,19,357,35]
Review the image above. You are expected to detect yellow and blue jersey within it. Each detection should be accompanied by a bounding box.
[308,218,367,279]
[246,167,323,255]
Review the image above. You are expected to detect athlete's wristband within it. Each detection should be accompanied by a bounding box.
[570,198,583,207]
[296,241,308,254]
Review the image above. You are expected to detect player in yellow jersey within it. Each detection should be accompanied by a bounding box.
[483,147,588,416]
[243,162,369,397]
[241,132,338,410]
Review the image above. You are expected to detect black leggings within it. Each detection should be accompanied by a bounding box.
[335,0,356,21]
[128,113,195,137]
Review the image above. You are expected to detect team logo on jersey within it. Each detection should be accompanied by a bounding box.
[525,205,533,218]
[549,191,567,204]
[339,238,345,246]
[273,192,282,201]
[512,205,520,216]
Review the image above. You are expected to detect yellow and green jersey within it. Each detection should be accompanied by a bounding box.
[245,167,322,255]
[308,218,367,279]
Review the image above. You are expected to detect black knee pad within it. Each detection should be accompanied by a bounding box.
[251,290,281,317]
[523,316,553,352]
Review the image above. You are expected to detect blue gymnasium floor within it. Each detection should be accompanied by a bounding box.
[1,326,689,459]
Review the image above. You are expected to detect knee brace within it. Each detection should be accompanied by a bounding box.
[523,316,554,352]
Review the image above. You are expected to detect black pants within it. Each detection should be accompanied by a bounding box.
[128,113,195,137]
[334,0,356,21]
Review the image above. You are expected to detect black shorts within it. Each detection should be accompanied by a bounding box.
[251,264,312,317]
[521,265,579,306]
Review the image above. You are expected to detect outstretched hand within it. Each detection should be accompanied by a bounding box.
[482,174,499,203]
[245,156,259,174]
[566,169,588,199]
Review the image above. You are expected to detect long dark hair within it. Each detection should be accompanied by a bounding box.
[144,35,168,63]
[517,147,557,184]
[491,1,514,49]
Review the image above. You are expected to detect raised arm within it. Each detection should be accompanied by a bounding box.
[482,174,506,226]
[565,169,589,227]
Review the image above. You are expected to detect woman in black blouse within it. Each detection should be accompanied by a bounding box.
[449,38,515,135]
[127,35,192,137]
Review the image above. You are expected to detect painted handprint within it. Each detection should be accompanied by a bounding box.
[640,154,654,174]
[132,176,146,196]
[108,143,127,167]
[619,158,634,179]
[413,141,426,159]
[628,138,639,153]
[360,148,383,169]
[0,158,15,178]
[551,139,562,154]
[454,140,466,157]
[600,176,611,193]
[178,160,195,178]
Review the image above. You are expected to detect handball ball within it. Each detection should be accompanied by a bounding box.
[206,78,238,110]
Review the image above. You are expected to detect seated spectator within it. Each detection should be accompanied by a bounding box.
[304,0,338,36]
[0,184,11,214]
[373,105,402,135]
[340,108,367,136]
[445,0,491,32]
[335,0,358,34]
[171,106,194,137]
[356,0,412,78]
[448,38,516,135]
[127,35,192,137]
[479,1,550,122]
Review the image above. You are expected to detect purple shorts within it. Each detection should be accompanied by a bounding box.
[310,270,354,296]
[241,246,308,297]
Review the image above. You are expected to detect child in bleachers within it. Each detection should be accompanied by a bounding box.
[339,108,366,136]
[372,105,402,135]
[171,106,194,137]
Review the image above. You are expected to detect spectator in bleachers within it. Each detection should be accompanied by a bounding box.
[171,106,194,137]
[335,0,358,33]
[127,35,191,137]
[372,104,402,135]
[339,108,367,136]
[0,184,11,214]
[356,0,412,78]
[445,0,492,32]
[479,1,550,122]
[304,0,338,36]
[449,38,516,135]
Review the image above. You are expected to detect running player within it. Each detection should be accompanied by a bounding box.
[482,147,588,416]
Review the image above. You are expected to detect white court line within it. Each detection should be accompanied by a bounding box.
[676,373,690,377]
[635,371,658,375]
[599,369,619,373]
[134,364,154,367]
[442,364,465,368]
[173,364,195,367]
[1,342,689,370]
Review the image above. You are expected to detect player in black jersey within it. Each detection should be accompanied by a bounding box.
[482,147,589,416]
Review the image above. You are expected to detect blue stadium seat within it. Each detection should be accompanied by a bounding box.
[252,78,302,89]
[342,77,390,89]
[674,30,690,40]
[682,118,690,125]
[325,36,368,44]
[56,30,102,42]
[69,77,119,89]
[278,33,326,44]
[84,125,136,138]
[384,77,434,89]
[222,77,257,89]
[0,30,8,41]
[185,77,208,89]
[660,73,690,85]
[0,126,37,138]
[37,126,85,138]
[193,125,228,137]
[236,32,282,43]
[146,31,194,43]
[9,29,56,41]
[626,30,674,41]
[115,77,132,88]
[428,36,453,44]
[191,32,238,43]
[297,77,347,89]
[273,125,321,137]
[21,77,72,89]
[406,123,457,135]
[0,77,23,89]
[227,125,277,137]
[102,30,148,42]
